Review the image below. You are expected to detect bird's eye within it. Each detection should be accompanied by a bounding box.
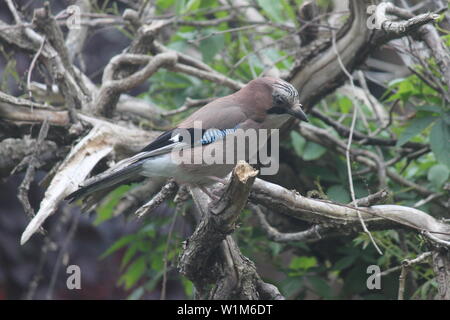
[275,96,285,105]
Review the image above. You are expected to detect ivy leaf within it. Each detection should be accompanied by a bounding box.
[416,105,442,114]
[333,255,358,271]
[337,95,352,114]
[95,185,132,225]
[303,142,327,161]
[280,277,303,297]
[119,256,147,289]
[127,287,144,300]
[256,0,284,22]
[308,275,333,299]
[327,185,350,203]
[290,256,317,271]
[199,32,225,63]
[430,118,450,168]
[290,131,306,157]
[396,116,436,147]
[100,235,136,259]
[427,164,449,189]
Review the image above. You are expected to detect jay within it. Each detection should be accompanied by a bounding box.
[66,77,308,202]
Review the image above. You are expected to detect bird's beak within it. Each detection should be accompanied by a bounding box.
[287,104,308,122]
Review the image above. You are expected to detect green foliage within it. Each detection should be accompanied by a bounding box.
[290,130,327,161]
[327,185,351,203]
[95,0,448,300]
[95,185,133,225]
[427,164,449,189]
[430,117,450,169]
[396,116,436,147]
[100,204,185,296]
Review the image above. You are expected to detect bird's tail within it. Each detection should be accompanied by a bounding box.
[65,161,143,203]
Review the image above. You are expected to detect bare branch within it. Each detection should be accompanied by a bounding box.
[94,52,177,117]
[179,161,259,299]
[251,203,331,243]
[380,251,432,277]
[375,2,439,34]
[249,178,450,242]
[432,248,450,300]
[20,115,157,244]
[17,119,50,225]
[135,179,178,218]
[353,189,390,207]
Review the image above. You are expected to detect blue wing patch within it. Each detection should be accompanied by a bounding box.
[201,128,237,145]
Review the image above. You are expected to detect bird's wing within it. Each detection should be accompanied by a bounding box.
[137,103,252,160]
[65,100,257,202]
[178,103,250,130]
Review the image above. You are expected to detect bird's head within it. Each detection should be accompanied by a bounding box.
[268,79,308,122]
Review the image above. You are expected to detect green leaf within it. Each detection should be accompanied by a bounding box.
[156,0,175,10]
[308,275,332,299]
[290,131,306,157]
[290,256,317,271]
[280,277,303,297]
[199,32,225,63]
[127,287,144,300]
[430,118,450,168]
[181,277,194,298]
[256,0,284,22]
[302,142,327,161]
[427,164,449,189]
[333,255,357,271]
[121,242,140,269]
[337,95,352,114]
[185,0,201,12]
[269,242,282,256]
[95,185,132,225]
[327,185,350,203]
[119,256,147,289]
[396,116,436,147]
[416,105,442,114]
[175,0,186,14]
[100,234,136,259]
[144,270,165,292]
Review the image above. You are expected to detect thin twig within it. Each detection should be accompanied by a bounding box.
[331,30,383,255]
[27,36,46,103]
[6,0,23,24]
[188,25,259,43]
[135,180,178,218]
[24,203,71,299]
[46,211,80,300]
[423,231,450,247]
[380,251,432,277]
[160,185,189,300]
[353,189,390,207]
[251,203,328,242]
[17,119,50,231]
[398,264,409,300]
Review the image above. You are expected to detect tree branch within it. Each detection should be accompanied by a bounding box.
[178,161,260,299]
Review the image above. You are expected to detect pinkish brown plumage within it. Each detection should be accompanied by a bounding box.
[65,77,307,203]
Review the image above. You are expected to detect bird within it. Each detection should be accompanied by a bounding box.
[65,77,308,203]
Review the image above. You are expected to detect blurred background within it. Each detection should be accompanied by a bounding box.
[0,0,448,300]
